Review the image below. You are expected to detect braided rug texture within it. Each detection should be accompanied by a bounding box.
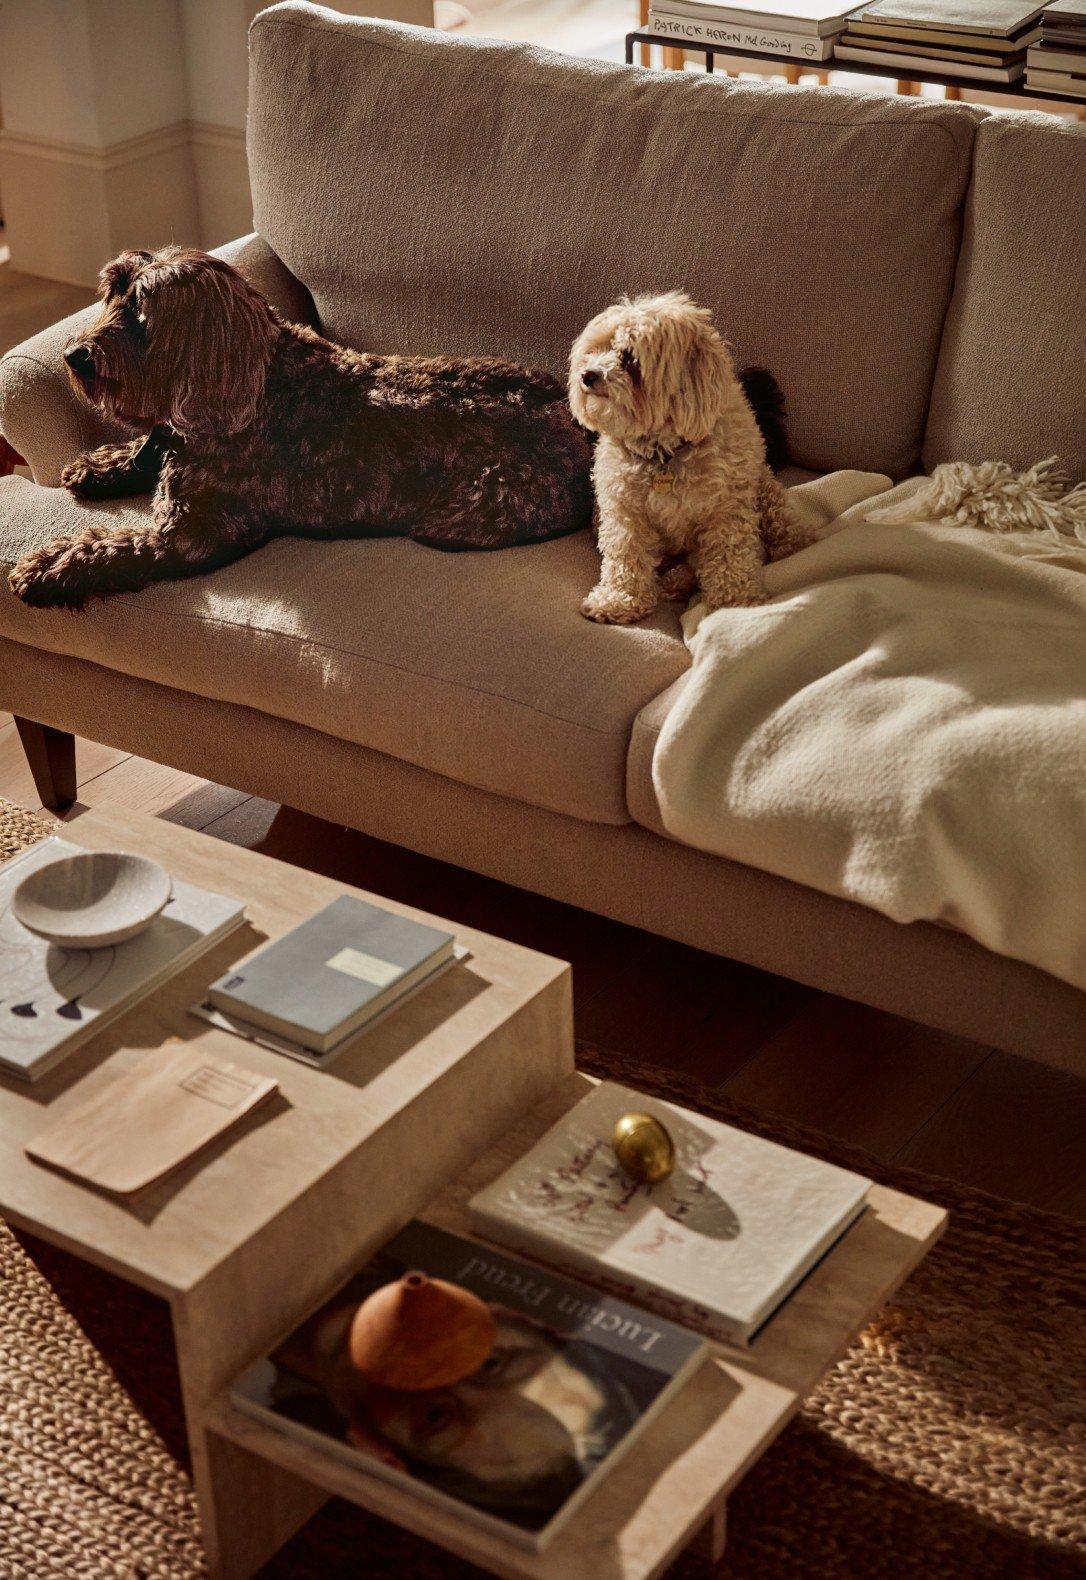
[0,797,1083,1578]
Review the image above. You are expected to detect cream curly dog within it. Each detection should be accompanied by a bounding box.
[569,292,809,623]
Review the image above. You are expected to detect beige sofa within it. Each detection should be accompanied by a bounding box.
[2,4,1084,1069]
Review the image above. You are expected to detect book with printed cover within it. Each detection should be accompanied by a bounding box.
[0,837,244,1082]
[230,1219,708,1552]
[469,1081,870,1344]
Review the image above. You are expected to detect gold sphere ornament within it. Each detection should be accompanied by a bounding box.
[612,1111,675,1185]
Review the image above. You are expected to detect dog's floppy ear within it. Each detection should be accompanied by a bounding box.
[672,308,733,444]
[98,249,154,301]
[165,256,277,438]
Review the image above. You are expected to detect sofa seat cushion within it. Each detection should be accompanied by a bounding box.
[0,480,689,824]
[924,114,1086,482]
[249,6,980,479]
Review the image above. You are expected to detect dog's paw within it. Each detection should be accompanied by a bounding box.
[659,563,697,602]
[8,543,89,610]
[580,587,657,625]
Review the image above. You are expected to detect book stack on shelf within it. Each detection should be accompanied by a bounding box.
[835,0,1046,80]
[644,0,862,62]
[1027,0,1086,96]
[231,1081,873,1552]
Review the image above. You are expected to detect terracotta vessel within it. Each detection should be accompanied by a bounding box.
[348,1270,495,1390]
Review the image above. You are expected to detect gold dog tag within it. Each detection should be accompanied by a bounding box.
[651,470,674,493]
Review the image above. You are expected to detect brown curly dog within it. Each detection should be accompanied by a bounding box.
[9,247,594,610]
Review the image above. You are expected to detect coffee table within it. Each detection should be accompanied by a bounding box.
[0,806,574,1576]
[0,807,945,1578]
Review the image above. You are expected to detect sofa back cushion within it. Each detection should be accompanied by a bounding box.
[924,114,1086,482]
[248,3,979,477]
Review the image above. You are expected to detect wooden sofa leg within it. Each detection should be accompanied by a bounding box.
[14,717,76,810]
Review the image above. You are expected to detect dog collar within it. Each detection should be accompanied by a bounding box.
[131,424,177,476]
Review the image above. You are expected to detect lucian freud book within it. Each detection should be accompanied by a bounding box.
[469,1082,871,1345]
[0,838,245,1083]
[207,895,455,1054]
[230,1220,708,1552]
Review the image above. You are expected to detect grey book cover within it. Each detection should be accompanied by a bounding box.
[208,896,454,1050]
[856,0,1046,36]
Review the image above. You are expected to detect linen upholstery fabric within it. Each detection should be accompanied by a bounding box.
[923,115,1086,482]
[248,3,980,478]
[0,234,316,487]
[3,635,1084,1069]
[0,479,689,823]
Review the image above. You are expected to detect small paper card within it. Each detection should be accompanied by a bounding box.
[25,1042,278,1195]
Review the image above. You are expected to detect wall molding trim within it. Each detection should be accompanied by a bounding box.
[188,119,246,153]
[0,120,251,284]
[0,119,243,173]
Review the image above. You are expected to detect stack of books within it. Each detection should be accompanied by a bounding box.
[645,0,863,62]
[1026,0,1086,95]
[469,1080,871,1344]
[231,1082,872,1550]
[835,0,1046,81]
[197,894,459,1065]
[232,1219,709,1551]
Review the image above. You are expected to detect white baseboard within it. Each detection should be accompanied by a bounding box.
[0,120,250,284]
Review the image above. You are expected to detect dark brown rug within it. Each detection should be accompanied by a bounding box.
[1,797,1083,1578]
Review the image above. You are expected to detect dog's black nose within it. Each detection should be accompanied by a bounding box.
[581,369,602,390]
[64,344,96,381]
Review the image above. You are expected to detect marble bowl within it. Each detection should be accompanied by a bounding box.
[13,851,172,948]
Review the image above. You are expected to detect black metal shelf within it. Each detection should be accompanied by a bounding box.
[625,29,1086,110]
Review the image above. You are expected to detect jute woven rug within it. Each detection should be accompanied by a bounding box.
[1,796,1083,1578]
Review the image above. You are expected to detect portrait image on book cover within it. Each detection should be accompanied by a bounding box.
[252,1249,651,1535]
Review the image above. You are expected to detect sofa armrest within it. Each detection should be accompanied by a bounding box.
[0,234,317,487]
[0,304,125,487]
[211,232,318,330]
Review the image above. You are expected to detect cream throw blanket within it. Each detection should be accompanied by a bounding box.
[653,473,1086,992]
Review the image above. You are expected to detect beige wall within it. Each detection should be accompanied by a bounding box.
[0,0,432,285]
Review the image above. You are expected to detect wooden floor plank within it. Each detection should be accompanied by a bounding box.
[199,797,386,878]
[0,266,95,355]
[895,1050,1086,1219]
[0,724,129,811]
[721,996,992,1161]
[576,937,814,1085]
[63,755,249,828]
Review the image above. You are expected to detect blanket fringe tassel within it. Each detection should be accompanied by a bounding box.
[867,457,1086,546]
